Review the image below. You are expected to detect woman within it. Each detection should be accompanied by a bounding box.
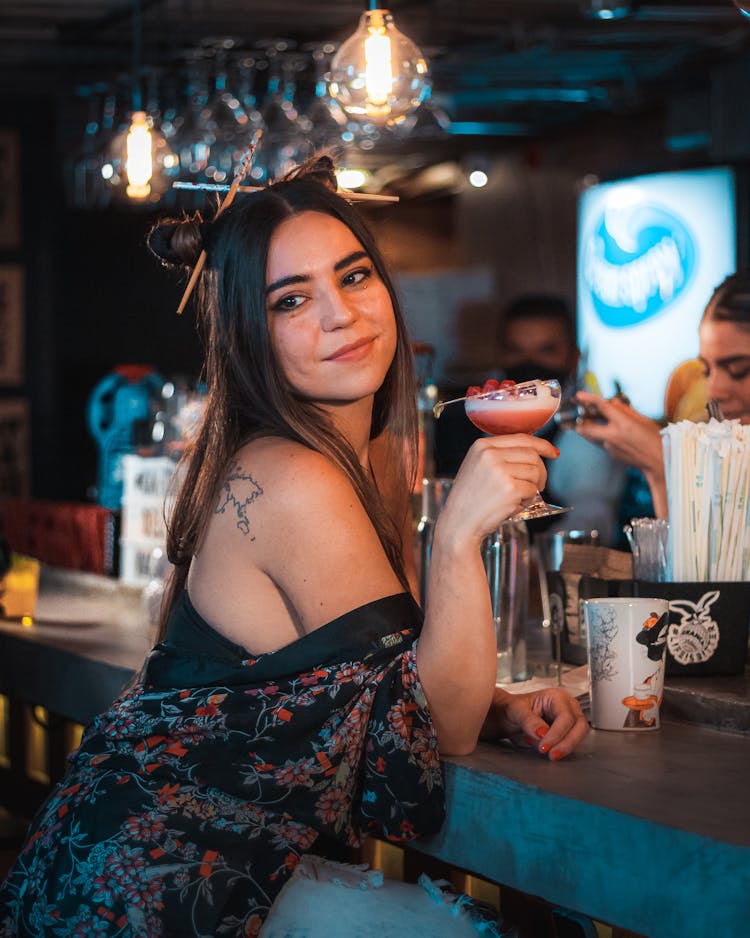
[0,158,587,937]
[576,270,750,518]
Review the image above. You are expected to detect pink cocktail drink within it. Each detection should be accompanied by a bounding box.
[432,376,569,521]
[465,380,560,435]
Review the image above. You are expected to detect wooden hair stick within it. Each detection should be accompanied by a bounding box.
[176,131,262,315]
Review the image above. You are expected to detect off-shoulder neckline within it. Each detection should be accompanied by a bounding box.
[174,588,421,661]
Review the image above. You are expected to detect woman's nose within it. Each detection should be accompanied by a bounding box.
[321,290,357,330]
[705,369,731,402]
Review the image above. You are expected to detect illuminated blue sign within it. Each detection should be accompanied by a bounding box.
[582,198,696,328]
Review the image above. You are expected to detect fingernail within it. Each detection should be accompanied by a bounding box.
[535,726,549,739]
[552,446,560,456]
[550,750,563,761]
[523,735,534,747]
[539,742,550,754]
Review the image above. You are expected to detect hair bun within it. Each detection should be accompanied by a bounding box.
[147,214,204,269]
[279,154,338,192]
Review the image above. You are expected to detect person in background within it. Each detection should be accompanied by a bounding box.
[0,158,588,937]
[575,270,750,518]
[495,294,578,388]
[435,294,628,545]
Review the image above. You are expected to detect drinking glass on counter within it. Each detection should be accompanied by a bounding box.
[623,517,670,582]
[535,529,600,683]
[416,477,453,606]
[484,520,530,684]
[418,476,530,684]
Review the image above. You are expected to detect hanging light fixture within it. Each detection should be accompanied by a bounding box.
[102,96,178,203]
[124,110,154,198]
[101,0,177,203]
[328,3,430,124]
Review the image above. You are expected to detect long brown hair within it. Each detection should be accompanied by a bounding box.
[148,159,417,640]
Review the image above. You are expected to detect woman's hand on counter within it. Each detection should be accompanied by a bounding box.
[481,685,589,761]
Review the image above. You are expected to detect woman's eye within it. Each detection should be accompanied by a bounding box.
[342,267,371,287]
[727,366,750,381]
[272,294,303,312]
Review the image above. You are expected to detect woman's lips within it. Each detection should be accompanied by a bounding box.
[326,337,376,362]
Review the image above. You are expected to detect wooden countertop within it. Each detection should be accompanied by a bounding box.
[1,568,748,938]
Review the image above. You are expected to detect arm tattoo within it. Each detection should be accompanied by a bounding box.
[215,463,264,537]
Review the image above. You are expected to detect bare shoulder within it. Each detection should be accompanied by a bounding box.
[225,436,404,630]
[210,436,387,563]
[205,438,337,536]
[229,436,360,522]
[189,436,405,645]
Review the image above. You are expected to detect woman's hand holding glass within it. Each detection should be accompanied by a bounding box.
[435,378,569,520]
[435,433,559,548]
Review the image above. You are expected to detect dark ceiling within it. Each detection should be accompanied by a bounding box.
[2,1,749,188]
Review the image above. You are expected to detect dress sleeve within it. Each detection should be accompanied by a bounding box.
[353,641,445,842]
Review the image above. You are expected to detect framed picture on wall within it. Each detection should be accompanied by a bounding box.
[0,265,24,384]
[0,398,29,497]
[0,129,21,250]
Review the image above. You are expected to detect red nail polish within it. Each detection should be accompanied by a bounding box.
[539,742,550,753]
[523,735,534,747]
[535,726,549,739]
[550,750,563,761]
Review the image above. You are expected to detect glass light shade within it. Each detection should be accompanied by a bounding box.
[328,9,430,124]
[102,110,179,203]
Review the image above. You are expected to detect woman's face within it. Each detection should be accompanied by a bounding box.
[266,211,397,408]
[698,319,750,423]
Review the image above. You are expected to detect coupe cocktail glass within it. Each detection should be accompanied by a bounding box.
[436,378,570,521]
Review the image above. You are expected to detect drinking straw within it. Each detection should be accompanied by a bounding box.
[662,419,750,582]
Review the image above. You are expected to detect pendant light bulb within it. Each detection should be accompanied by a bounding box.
[126,110,153,199]
[102,107,178,207]
[329,8,429,123]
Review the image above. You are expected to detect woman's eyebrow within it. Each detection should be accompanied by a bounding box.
[716,355,750,367]
[333,250,368,272]
[266,251,369,296]
[266,273,308,296]
[699,354,750,371]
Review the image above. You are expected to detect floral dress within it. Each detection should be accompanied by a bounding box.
[0,591,444,937]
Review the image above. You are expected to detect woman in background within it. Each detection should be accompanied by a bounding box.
[575,270,750,517]
[0,157,587,937]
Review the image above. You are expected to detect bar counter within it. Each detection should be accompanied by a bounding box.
[1,568,748,938]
